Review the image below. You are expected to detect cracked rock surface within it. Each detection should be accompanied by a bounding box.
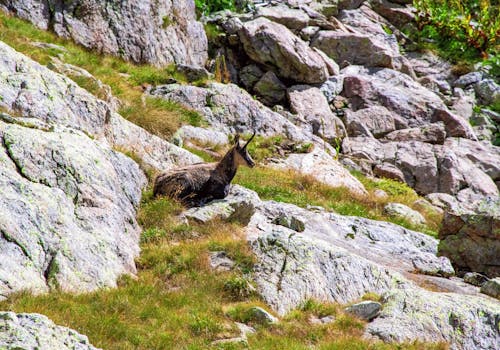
[0,311,100,349]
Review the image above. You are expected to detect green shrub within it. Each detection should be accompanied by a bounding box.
[195,0,236,15]
[414,0,500,61]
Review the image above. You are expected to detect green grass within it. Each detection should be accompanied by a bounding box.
[0,11,204,140]
[234,166,441,236]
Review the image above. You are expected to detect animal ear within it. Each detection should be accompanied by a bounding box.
[234,133,240,146]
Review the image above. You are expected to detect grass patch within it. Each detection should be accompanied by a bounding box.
[0,11,204,140]
[234,166,441,236]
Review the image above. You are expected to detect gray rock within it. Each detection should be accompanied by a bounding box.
[411,255,455,277]
[366,287,500,349]
[238,17,329,84]
[254,71,287,105]
[463,272,489,287]
[300,25,320,41]
[439,198,500,278]
[176,126,229,147]
[341,68,457,128]
[181,185,260,225]
[149,83,313,143]
[256,4,310,30]
[370,0,416,28]
[344,106,404,138]
[0,120,146,296]
[319,76,344,103]
[268,147,367,195]
[480,278,500,299]
[432,109,476,139]
[345,301,382,320]
[239,64,264,90]
[343,137,500,207]
[0,312,100,350]
[453,72,483,89]
[176,64,211,82]
[248,199,451,315]
[0,40,201,172]
[2,0,208,67]
[209,251,235,272]
[287,85,346,141]
[382,123,446,144]
[373,163,406,182]
[312,30,398,69]
[247,307,278,324]
[475,79,500,105]
[384,203,426,226]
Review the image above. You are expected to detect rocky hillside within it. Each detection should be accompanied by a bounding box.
[0,0,499,349]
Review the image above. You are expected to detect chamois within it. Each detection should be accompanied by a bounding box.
[153,133,256,207]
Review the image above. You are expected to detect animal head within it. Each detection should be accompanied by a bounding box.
[233,132,256,168]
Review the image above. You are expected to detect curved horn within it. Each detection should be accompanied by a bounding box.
[243,131,256,149]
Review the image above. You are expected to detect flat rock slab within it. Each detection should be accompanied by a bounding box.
[0,312,100,350]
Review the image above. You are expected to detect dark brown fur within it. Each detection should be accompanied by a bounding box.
[153,134,255,207]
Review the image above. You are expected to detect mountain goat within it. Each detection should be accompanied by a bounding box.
[153,133,256,207]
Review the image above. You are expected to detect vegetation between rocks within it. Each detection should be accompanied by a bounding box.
[413,0,499,70]
[0,11,203,139]
[0,188,446,350]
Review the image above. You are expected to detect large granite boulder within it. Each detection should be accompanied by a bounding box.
[0,0,208,67]
[0,312,100,349]
[366,287,500,349]
[439,198,500,278]
[268,147,367,195]
[0,117,146,297]
[238,17,329,84]
[341,67,474,138]
[343,137,499,205]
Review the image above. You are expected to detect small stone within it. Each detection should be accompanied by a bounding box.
[412,255,455,277]
[209,251,235,272]
[345,301,382,321]
[248,307,278,324]
[384,203,426,226]
[373,189,389,200]
[480,278,500,299]
[176,64,211,82]
[463,272,489,287]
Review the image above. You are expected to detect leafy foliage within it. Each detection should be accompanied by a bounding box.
[414,0,500,61]
[195,0,236,15]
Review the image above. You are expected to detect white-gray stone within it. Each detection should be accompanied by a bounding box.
[0,312,100,350]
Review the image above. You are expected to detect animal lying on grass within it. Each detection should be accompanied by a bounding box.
[153,133,256,207]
